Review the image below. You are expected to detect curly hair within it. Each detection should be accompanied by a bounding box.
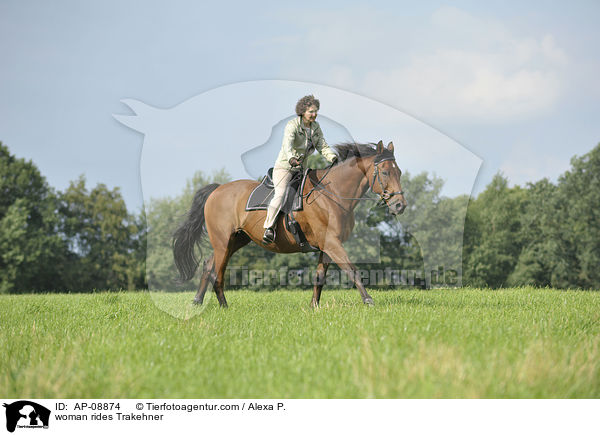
[295,95,320,116]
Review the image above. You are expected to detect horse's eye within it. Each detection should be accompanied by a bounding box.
[381,171,389,176]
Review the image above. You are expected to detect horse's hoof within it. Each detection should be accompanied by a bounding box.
[363,297,374,306]
[192,299,202,305]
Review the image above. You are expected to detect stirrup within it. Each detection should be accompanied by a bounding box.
[263,228,275,244]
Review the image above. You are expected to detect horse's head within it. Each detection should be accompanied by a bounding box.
[369,141,407,215]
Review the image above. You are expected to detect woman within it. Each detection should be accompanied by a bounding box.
[263,95,338,244]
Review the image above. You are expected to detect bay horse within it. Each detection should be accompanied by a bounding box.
[173,140,407,307]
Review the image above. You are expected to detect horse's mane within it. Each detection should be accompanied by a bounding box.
[333,142,393,164]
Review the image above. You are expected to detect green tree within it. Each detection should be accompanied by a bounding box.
[554,143,600,288]
[0,142,67,293]
[59,176,144,290]
[463,174,528,287]
[145,169,231,290]
[506,179,561,287]
[481,143,600,289]
[370,171,467,287]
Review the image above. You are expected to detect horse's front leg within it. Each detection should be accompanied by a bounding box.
[311,251,331,308]
[324,243,374,305]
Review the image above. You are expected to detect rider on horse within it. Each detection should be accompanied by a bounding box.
[262,95,338,243]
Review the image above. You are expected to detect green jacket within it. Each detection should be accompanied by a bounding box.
[275,117,337,169]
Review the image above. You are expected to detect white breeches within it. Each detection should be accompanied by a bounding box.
[263,167,295,229]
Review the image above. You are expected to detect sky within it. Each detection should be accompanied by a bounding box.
[1,0,599,212]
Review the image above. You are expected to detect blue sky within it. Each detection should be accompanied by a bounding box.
[1,0,599,212]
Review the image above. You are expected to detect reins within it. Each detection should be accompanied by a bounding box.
[302,160,336,202]
[302,156,404,207]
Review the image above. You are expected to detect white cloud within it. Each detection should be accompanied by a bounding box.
[499,143,569,186]
[541,34,568,65]
[461,68,560,113]
[267,6,569,123]
[359,49,562,122]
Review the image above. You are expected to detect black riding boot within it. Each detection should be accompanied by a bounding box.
[263,227,275,244]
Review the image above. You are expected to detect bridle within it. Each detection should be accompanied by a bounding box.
[368,156,405,206]
[303,155,405,208]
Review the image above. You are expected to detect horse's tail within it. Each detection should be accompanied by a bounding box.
[172,183,220,283]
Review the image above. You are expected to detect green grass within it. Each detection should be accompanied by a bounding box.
[1,288,599,398]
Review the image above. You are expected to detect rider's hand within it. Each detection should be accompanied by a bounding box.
[289,157,301,168]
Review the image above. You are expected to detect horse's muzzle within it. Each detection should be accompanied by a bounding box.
[389,200,407,215]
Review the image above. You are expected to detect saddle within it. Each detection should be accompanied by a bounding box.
[245,168,319,252]
[245,167,312,212]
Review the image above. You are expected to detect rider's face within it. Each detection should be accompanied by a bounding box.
[302,105,318,125]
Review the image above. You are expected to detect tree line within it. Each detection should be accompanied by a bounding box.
[1,140,599,293]
[0,142,145,293]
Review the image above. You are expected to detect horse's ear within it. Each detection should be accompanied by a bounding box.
[387,142,394,153]
[376,140,384,153]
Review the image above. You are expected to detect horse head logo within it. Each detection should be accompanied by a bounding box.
[114,81,481,316]
[3,401,51,433]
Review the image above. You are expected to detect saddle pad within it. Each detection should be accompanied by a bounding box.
[245,168,312,212]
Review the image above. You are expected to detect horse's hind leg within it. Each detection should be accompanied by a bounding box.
[212,231,251,308]
[193,255,215,305]
[311,251,331,308]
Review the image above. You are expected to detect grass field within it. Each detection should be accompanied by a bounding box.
[1,288,599,398]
